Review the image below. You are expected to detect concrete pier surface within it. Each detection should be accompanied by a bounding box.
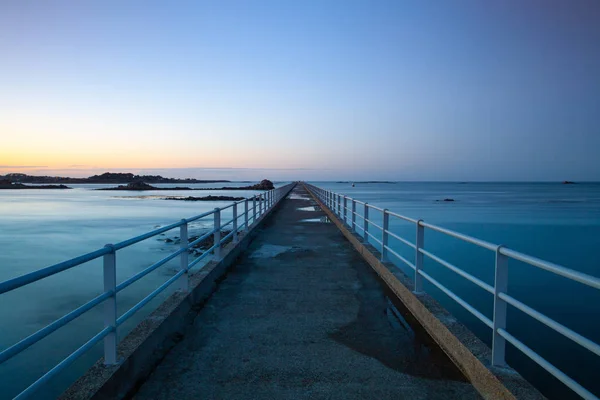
[132,186,480,399]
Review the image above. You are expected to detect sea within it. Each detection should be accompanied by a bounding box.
[0,181,599,399]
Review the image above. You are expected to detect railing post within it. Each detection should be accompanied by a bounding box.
[244,199,249,230]
[337,194,341,215]
[343,196,347,223]
[213,208,221,259]
[363,203,369,239]
[492,245,508,366]
[351,199,356,231]
[233,204,238,242]
[178,220,189,292]
[253,196,257,222]
[103,244,117,365]
[414,220,424,293]
[382,209,389,261]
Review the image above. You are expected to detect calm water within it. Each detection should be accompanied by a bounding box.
[1,182,599,399]
[0,182,280,399]
[312,181,600,400]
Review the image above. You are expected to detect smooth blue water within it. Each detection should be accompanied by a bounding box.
[313,182,600,399]
[0,182,282,399]
[0,182,598,399]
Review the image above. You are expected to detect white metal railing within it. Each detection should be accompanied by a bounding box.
[304,183,600,400]
[0,183,295,399]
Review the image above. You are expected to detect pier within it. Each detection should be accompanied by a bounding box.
[2,183,599,399]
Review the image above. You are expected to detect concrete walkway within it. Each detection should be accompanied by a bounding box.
[133,186,480,399]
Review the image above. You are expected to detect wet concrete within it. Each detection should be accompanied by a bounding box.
[132,186,480,400]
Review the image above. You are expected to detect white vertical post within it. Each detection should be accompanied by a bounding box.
[260,194,264,215]
[382,210,389,261]
[351,200,356,231]
[363,203,369,239]
[103,244,117,365]
[233,204,238,242]
[253,196,257,222]
[337,194,341,215]
[414,220,424,293]
[492,246,508,366]
[213,208,221,259]
[343,196,347,223]
[178,220,189,292]
[244,199,249,230]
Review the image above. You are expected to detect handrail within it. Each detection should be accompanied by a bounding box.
[304,183,600,400]
[0,183,296,399]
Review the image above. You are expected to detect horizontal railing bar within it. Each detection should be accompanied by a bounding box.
[368,221,383,231]
[499,293,600,357]
[367,204,384,212]
[418,269,493,329]
[117,269,185,326]
[500,248,600,290]
[185,209,216,223]
[219,203,235,210]
[116,248,186,293]
[188,229,216,248]
[386,230,416,249]
[112,220,184,250]
[0,247,111,295]
[419,221,497,251]
[221,218,235,228]
[365,231,383,246]
[354,199,366,205]
[387,211,418,224]
[419,248,494,294]
[14,326,112,400]
[385,246,416,270]
[187,244,217,269]
[0,291,111,364]
[220,230,235,244]
[497,329,598,400]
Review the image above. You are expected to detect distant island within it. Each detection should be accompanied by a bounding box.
[0,180,71,190]
[164,195,246,201]
[336,181,397,184]
[0,172,231,184]
[98,179,275,191]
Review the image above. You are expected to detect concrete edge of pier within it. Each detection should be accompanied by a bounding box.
[59,187,294,400]
[302,184,546,400]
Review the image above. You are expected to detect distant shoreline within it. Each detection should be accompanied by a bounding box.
[0,172,230,185]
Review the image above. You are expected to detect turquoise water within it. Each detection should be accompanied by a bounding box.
[0,182,598,399]
[312,182,600,400]
[0,182,278,399]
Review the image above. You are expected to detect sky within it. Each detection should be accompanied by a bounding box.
[1,0,599,181]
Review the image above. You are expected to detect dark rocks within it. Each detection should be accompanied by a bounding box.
[562,181,576,185]
[164,196,245,202]
[247,179,275,190]
[436,198,456,202]
[0,181,71,189]
[97,182,194,191]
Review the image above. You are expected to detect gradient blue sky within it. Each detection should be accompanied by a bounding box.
[1,1,599,181]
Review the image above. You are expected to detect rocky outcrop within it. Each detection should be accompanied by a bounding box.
[0,180,71,189]
[0,172,231,184]
[436,198,456,202]
[246,179,274,190]
[98,182,193,191]
[164,196,245,201]
[562,181,575,185]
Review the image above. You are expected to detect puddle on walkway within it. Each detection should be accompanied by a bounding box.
[250,244,293,259]
[299,217,331,223]
[289,194,310,200]
[297,206,322,212]
[329,268,468,382]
